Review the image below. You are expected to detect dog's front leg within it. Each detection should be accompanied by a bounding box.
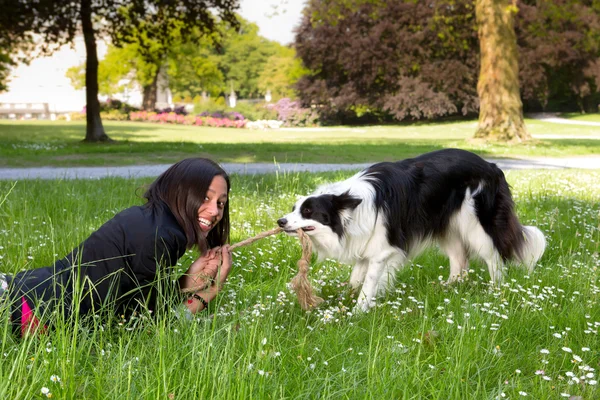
[355,259,386,313]
[349,259,368,291]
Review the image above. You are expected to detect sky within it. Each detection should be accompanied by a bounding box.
[0,0,307,111]
[239,0,306,45]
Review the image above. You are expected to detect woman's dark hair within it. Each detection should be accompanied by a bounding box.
[143,158,230,252]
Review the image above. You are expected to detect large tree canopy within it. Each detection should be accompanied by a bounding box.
[169,17,285,101]
[67,16,289,107]
[257,46,308,101]
[0,0,240,142]
[295,0,600,128]
[295,0,479,124]
[517,0,600,113]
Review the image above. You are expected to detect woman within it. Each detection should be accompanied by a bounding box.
[1,158,233,335]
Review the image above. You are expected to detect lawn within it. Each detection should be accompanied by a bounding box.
[0,170,599,399]
[0,119,599,167]
[560,112,600,123]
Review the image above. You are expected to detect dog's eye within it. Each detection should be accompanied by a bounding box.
[301,208,312,216]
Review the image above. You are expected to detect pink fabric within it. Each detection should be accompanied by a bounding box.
[21,297,44,336]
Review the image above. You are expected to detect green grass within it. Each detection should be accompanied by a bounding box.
[1,170,599,399]
[559,112,600,123]
[1,119,600,167]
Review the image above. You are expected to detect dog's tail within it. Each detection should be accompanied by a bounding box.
[516,226,546,272]
[477,165,546,271]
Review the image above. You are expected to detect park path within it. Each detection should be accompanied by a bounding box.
[1,113,599,180]
[528,112,600,127]
[1,156,600,180]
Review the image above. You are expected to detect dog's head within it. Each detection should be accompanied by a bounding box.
[277,191,362,238]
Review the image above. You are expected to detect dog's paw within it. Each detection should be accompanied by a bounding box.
[445,270,468,284]
[353,296,375,313]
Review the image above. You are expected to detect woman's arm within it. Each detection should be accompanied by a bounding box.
[180,245,232,314]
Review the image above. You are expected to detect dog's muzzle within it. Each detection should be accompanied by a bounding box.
[277,218,315,233]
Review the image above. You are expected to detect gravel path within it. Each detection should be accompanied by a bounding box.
[2,114,599,180]
[528,113,600,127]
[1,156,599,180]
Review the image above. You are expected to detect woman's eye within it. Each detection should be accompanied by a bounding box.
[218,201,225,209]
[204,196,210,202]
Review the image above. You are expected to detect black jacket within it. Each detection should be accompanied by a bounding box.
[7,201,188,322]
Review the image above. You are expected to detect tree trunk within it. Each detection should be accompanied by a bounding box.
[142,71,159,111]
[80,0,112,142]
[475,0,530,142]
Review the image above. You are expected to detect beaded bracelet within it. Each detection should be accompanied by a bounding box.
[192,293,209,310]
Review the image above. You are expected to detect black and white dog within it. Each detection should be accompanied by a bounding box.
[277,149,546,312]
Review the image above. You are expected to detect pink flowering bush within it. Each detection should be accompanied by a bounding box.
[266,98,319,127]
[129,111,247,128]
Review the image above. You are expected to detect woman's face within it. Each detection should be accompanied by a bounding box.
[197,175,228,235]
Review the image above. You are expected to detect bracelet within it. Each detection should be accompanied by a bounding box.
[192,293,209,310]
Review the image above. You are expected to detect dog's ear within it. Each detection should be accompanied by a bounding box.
[332,191,362,211]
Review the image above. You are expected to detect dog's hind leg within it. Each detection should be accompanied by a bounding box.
[465,224,504,284]
[439,235,469,283]
[453,198,504,285]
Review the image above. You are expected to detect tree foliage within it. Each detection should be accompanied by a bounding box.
[0,0,240,141]
[218,19,283,98]
[257,46,308,101]
[295,0,479,123]
[169,17,298,100]
[0,51,15,93]
[167,33,225,101]
[295,0,600,124]
[517,0,600,112]
[67,45,139,96]
[80,16,294,105]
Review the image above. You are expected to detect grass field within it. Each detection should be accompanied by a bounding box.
[1,119,600,167]
[0,170,599,399]
[560,113,600,123]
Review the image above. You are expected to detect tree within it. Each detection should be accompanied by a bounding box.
[0,13,35,93]
[219,19,282,98]
[0,51,15,93]
[257,47,308,100]
[295,0,479,123]
[0,0,239,142]
[68,40,169,111]
[168,16,290,101]
[67,45,137,99]
[474,0,529,142]
[167,32,225,102]
[517,0,600,113]
[65,15,287,107]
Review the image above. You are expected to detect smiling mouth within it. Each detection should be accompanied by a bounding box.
[285,226,315,233]
[198,217,213,229]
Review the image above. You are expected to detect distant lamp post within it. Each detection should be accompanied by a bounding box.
[229,89,237,108]
[118,79,131,103]
[265,89,272,103]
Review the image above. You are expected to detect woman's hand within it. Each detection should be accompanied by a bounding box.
[180,245,232,314]
[180,246,227,290]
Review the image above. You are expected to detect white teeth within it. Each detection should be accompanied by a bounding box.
[198,217,212,227]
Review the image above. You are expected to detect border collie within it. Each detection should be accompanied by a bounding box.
[277,149,546,312]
